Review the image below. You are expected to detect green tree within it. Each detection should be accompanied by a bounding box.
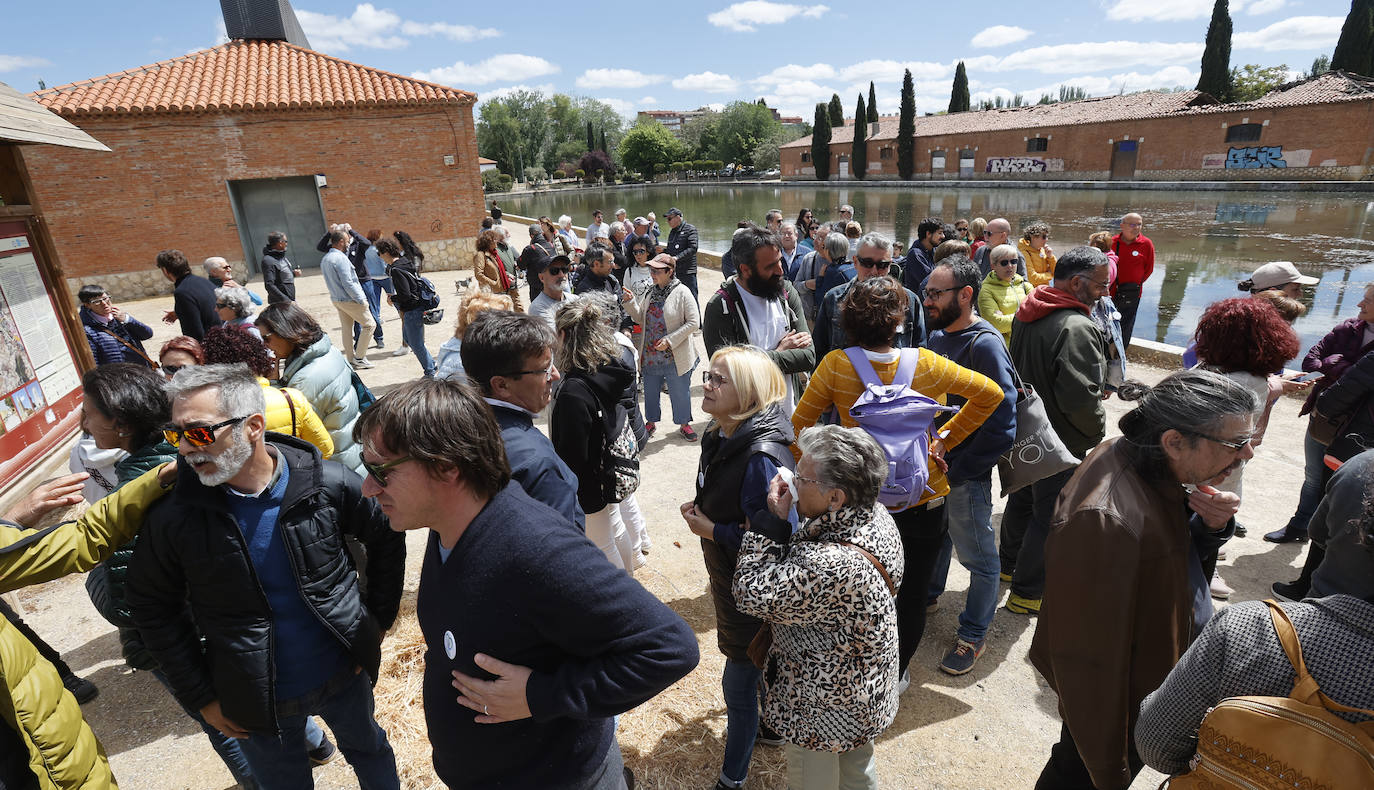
[475,89,549,180]
[811,103,831,181]
[680,110,723,159]
[712,101,784,167]
[1309,54,1331,77]
[586,120,595,152]
[481,169,505,193]
[898,69,915,180]
[949,62,970,113]
[618,121,689,177]
[867,82,879,122]
[1197,0,1233,101]
[551,140,587,173]
[476,101,521,174]
[828,93,844,126]
[1229,63,1291,101]
[1332,0,1374,77]
[599,128,608,154]
[851,95,867,180]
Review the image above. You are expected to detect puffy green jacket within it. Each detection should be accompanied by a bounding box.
[1,468,170,789]
[279,336,362,474]
[977,272,1032,343]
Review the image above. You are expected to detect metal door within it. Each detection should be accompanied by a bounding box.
[837,155,849,179]
[1111,141,1138,180]
[228,177,328,274]
[958,150,976,179]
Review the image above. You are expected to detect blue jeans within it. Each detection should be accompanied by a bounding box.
[942,481,999,643]
[401,309,436,376]
[721,660,761,786]
[642,363,694,425]
[1283,431,1330,535]
[151,669,258,790]
[353,280,385,345]
[237,670,399,790]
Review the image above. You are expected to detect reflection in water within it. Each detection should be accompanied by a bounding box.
[505,185,1374,361]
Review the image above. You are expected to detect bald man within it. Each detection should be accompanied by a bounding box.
[1109,212,1154,347]
[973,218,1027,279]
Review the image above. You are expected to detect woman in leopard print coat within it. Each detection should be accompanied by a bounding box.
[733,425,904,786]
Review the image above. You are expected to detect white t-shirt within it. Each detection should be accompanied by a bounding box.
[734,285,797,415]
[528,290,578,327]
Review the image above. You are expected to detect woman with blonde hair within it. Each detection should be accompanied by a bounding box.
[551,298,638,570]
[933,239,970,265]
[968,218,988,257]
[680,346,797,790]
[435,287,515,382]
[1019,221,1056,287]
[473,229,523,309]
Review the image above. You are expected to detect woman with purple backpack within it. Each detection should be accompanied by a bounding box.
[791,276,1004,689]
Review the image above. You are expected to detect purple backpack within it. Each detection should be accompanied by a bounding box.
[843,347,959,513]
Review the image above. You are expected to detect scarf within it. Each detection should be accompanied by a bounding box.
[487,251,513,291]
[649,277,678,305]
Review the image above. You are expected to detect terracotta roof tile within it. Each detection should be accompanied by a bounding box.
[29,39,474,116]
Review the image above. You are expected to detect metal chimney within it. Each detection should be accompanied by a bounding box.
[220,0,312,48]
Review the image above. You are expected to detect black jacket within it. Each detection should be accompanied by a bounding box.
[171,273,223,341]
[389,257,428,312]
[550,361,637,514]
[317,229,372,281]
[665,222,699,278]
[261,247,296,303]
[126,435,405,733]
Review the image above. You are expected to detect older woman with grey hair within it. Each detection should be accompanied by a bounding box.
[214,286,260,339]
[733,424,904,790]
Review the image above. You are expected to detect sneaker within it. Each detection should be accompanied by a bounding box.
[1210,571,1233,601]
[1217,548,1227,561]
[1005,593,1041,615]
[679,425,698,442]
[939,638,987,676]
[926,598,940,614]
[1271,580,1306,602]
[62,675,98,705]
[351,359,375,370]
[1234,522,1248,537]
[897,669,911,695]
[640,535,652,554]
[756,723,784,747]
[632,552,649,571]
[374,341,385,350]
[645,422,657,437]
[308,736,338,766]
[1263,527,1308,544]
[391,347,409,357]
[998,571,1013,583]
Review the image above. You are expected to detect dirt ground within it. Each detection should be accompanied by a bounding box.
[13,263,1319,789]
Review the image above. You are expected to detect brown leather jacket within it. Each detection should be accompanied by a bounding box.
[472,249,522,309]
[1029,438,1229,790]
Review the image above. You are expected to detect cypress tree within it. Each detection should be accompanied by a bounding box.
[867,82,879,122]
[599,128,607,153]
[811,103,832,181]
[586,121,595,152]
[852,95,867,180]
[1332,0,1374,77]
[949,62,970,113]
[898,69,915,180]
[828,93,845,127]
[1196,0,1234,101]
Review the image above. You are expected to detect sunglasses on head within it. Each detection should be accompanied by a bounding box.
[162,416,245,448]
[362,454,413,486]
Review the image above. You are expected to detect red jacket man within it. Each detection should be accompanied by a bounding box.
[1109,212,1154,347]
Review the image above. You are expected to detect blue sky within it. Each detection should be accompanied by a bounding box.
[0,0,1351,121]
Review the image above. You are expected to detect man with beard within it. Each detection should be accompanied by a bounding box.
[1030,369,1250,790]
[703,224,813,416]
[529,254,579,328]
[128,364,405,790]
[1001,246,1110,617]
[812,232,924,364]
[921,257,1018,675]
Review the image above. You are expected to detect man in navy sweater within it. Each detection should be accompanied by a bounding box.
[923,257,1018,676]
[460,310,585,531]
[355,379,699,789]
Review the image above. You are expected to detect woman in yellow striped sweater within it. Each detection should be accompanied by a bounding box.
[792,276,1004,686]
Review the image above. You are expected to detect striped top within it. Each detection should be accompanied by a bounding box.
[792,347,1006,503]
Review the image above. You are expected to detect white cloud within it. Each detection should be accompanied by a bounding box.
[413,54,559,87]
[1022,65,1199,99]
[297,4,500,51]
[398,21,500,41]
[981,41,1204,74]
[640,95,658,105]
[839,60,949,83]
[759,79,841,117]
[973,25,1032,48]
[1233,16,1343,50]
[752,63,837,87]
[707,1,828,32]
[672,71,741,92]
[1105,0,1206,21]
[575,69,665,90]
[598,98,639,120]
[706,102,727,112]
[0,55,48,72]
[1243,0,1286,14]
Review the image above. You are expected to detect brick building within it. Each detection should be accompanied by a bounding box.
[24,35,482,299]
[782,71,1374,183]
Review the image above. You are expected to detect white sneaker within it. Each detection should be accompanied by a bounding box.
[1210,570,1233,600]
[351,359,375,370]
[391,347,409,357]
[898,669,911,696]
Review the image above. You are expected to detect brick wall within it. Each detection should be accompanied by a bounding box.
[21,103,484,299]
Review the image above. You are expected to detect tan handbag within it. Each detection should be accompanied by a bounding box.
[1165,600,1374,789]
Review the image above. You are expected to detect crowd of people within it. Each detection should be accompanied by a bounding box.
[1,199,1372,790]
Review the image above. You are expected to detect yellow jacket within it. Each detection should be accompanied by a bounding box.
[1,468,170,789]
[259,379,334,458]
[1020,238,1057,288]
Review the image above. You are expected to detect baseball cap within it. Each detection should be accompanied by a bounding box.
[1247,261,1318,291]
[648,254,675,270]
[633,216,649,227]
[666,207,683,218]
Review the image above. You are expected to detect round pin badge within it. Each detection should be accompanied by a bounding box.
[444,630,456,660]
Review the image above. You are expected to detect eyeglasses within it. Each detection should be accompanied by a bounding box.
[633,249,649,255]
[924,285,958,299]
[701,371,729,387]
[361,454,413,487]
[793,473,828,489]
[85,296,112,305]
[162,364,186,377]
[855,256,892,270]
[1079,275,1111,290]
[505,360,557,380]
[1188,431,1255,452]
[163,416,245,448]
[216,302,231,308]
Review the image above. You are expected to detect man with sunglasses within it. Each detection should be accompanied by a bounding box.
[1000,247,1111,618]
[127,364,405,790]
[529,254,580,328]
[812,233,924,365]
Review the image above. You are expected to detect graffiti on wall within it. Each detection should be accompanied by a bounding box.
[1225,146,1286,168]
[986,157,1065,173]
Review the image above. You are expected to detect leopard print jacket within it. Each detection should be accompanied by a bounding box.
[732,503,905,752]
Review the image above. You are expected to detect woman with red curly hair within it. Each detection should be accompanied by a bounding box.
[1191,297,1300,598]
